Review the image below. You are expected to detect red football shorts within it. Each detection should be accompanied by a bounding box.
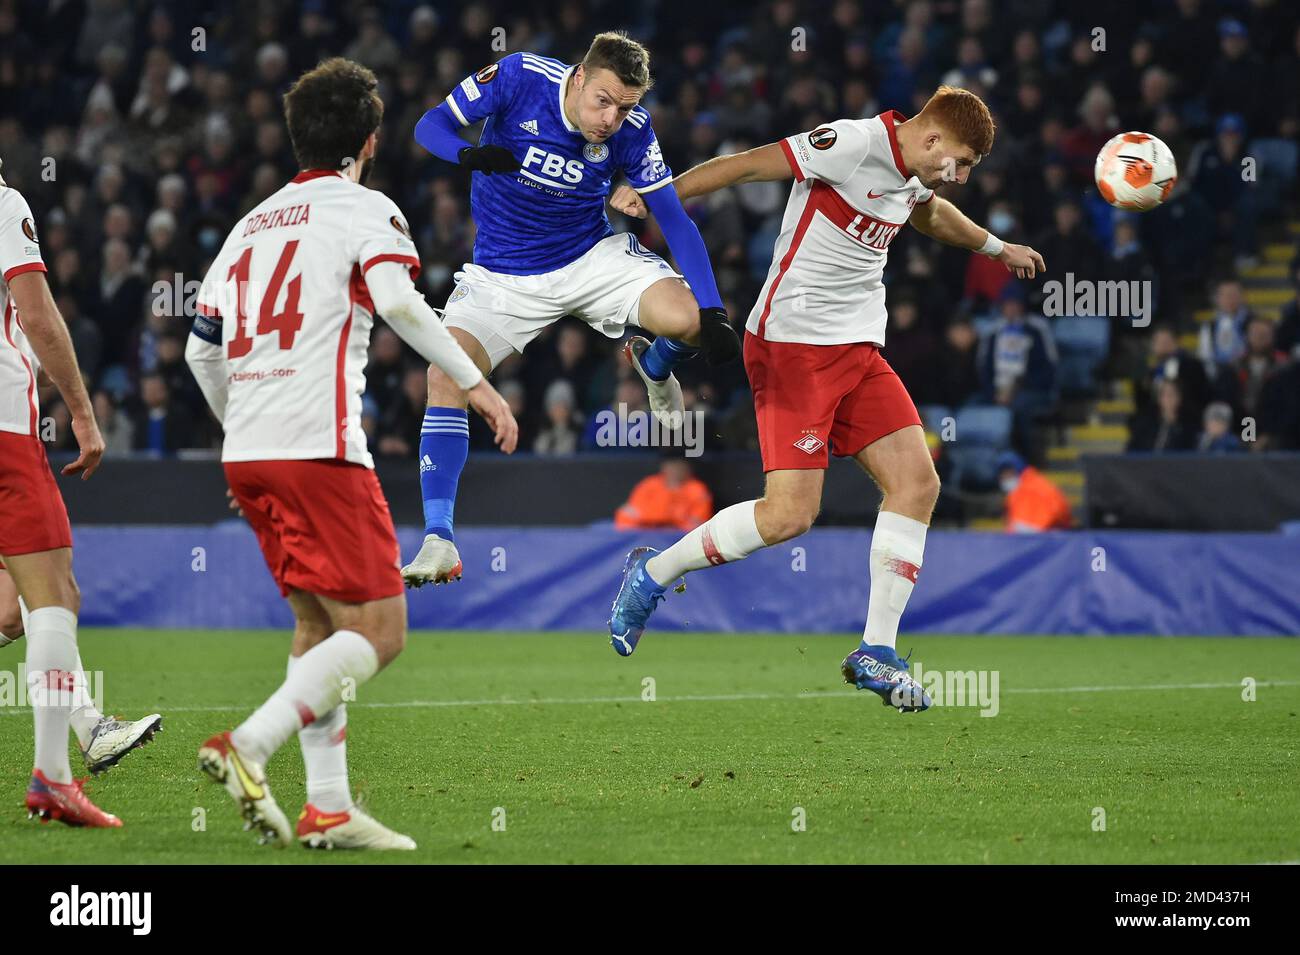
[744,331,922,471]
[224,459,404,604]
[0,429,73,556]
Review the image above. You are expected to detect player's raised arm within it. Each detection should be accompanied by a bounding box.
[413,56,521,174]
[612,119,869,218]
[908,196,1046,280]
[610,143,792,218]
[7,271,103,478]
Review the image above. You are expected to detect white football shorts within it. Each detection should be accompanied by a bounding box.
[440,232,682,370]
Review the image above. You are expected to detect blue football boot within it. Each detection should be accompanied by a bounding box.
[608,546,667,656]
[841,645,931,712]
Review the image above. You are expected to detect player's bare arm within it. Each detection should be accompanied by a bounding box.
[609,143,791,218]
[7,270,103,479]
[908,196,1046,280]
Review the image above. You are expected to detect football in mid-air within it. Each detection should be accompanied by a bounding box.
[1094,132,1178,210]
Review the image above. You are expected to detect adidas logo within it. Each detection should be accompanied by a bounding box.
[519,119,539,135]
[419,454,437,473]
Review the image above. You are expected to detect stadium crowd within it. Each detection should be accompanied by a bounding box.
[1,0,1297,471]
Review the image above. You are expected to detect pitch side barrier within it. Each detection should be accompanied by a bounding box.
[1084,453,1300,530]
[57,452,1300,530]
[70,525,1300,636]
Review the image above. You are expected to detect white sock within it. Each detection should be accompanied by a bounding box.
[25,606,79,784]
[68,650,104,749]
[232,630,378,767]
[646,500,767,584]
[287,654,352,813]
[861,511,928,651]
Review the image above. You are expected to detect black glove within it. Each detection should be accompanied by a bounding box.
[458,145,521,174]
[698,307,740,366]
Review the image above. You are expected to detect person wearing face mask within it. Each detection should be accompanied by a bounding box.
[997,452,1073,533]
[963,201,1017,309]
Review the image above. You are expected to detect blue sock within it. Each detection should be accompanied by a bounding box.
[639,336,698,381]
[419,407,469,541]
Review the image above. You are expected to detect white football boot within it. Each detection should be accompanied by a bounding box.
[401,533,463,587]
[624,336,685,430]
[198,731,292,847]
[297,803,417,851]
[82,713,163,774]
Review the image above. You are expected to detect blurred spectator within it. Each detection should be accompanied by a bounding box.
[1127,378,1196,452]
[584,377,648,450]
[1135,324,1211,427]
[1198,278,1252,368]
[130,373,193,454]
[93,389,135,456]
[978,283,1057,429]
[940,318,981,408]
[376,367,430,458]
[1258,359,1300,450]
[614,456,713,532]
[96,238,144,368]
[0,0,1291,484]
[1218,317,1287,420]
[489,378,531,452]
[1103,218,1159,377]
[997,452,1072,532]
[57,292,104,384]
[881,294,943,406]
[962,202,1017,306]
[1196,401,1242,453]
[1033,199,1101,294]
[1060,85,1119,186]
[1275,259,1300,359]
[365,326,409,418]
[1188,114,1260,269]
[345,8,401,73]
[534,379,582,456]
[524,322,597,415]
[1205,19,1269,138]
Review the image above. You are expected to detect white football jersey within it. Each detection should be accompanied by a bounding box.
[746,112,934,346]
[0,185,47,437]
[196,170,420,466]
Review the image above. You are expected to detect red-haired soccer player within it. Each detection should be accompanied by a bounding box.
[607,87,1045,712]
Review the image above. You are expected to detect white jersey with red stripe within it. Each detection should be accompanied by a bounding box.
[747,112,934,346]
[0,185,48,437]
[196,170,420,466]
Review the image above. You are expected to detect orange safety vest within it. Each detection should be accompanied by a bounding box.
[615,475,714,532]
[1005,467,1074,531]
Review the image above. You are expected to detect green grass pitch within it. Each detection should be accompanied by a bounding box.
[2,629,1297,864]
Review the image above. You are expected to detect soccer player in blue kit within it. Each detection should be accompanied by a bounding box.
[403,31,739,586]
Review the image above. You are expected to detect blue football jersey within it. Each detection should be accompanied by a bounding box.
[443,52,673,276]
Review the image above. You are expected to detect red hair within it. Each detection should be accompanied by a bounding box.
[917,85,996,156]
